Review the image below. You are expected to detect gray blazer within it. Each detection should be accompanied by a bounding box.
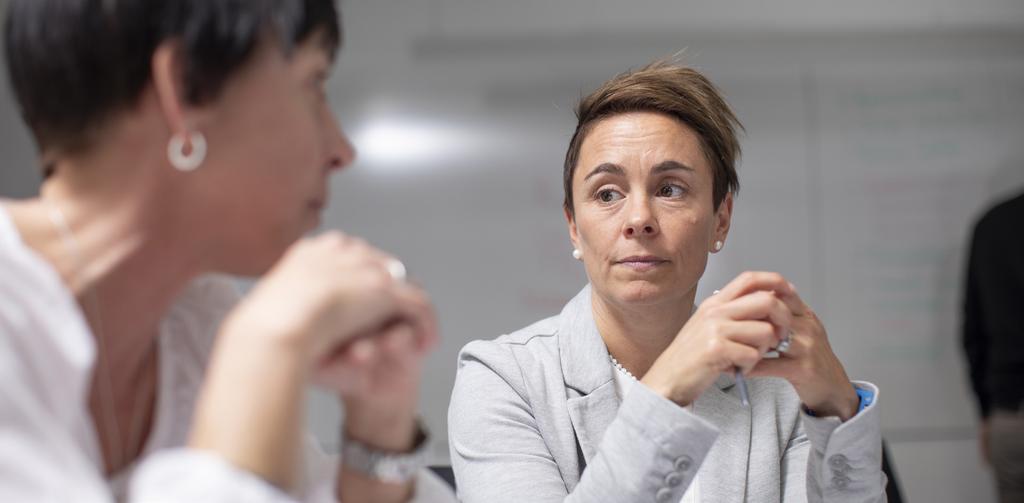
[448,285,887,502]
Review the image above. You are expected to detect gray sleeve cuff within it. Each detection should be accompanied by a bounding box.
[583,383,720,503]
[620,382,720,451]
[800,381,887,502]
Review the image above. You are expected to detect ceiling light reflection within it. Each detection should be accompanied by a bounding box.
[351,118,486,171]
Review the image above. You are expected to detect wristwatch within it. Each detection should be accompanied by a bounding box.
[341,420,430,484]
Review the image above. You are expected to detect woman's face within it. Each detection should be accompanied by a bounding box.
[192,33,353,274]
[567,111,732,309]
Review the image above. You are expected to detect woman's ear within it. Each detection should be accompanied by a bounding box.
[150,41,191,139]
[713,191,734,246]
[565,205,581,254]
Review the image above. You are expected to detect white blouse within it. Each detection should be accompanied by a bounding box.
[0,207,453,503]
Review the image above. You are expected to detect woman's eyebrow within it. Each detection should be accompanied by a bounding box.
[651,160,695,175]
[583,162,625,181]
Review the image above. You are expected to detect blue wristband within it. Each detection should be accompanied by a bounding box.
[856,387,875,413]
[802,386,875,418]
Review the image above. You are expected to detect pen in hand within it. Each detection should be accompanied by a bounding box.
[735,368,750,407]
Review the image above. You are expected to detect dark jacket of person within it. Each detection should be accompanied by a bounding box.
[963,192,1024,417]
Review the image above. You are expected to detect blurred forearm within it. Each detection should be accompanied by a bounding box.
[189,317,308,490]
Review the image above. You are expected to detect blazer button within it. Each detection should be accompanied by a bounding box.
[832,475,852,490]
[655,488,674,502]
[673,455,693,472]
[664,472,683,487]
[828,454,849,469]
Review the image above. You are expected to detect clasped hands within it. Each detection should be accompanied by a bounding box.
[229,231,438,438]
[642,271,860,421]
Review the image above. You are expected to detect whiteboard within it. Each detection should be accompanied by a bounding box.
[305,37,1024,492]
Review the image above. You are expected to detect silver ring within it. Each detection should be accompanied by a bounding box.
[776,332,792,353]
[386,259,407,282]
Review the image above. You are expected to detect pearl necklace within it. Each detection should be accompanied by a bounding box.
[609,354,637,381]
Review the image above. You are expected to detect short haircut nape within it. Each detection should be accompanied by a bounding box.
[3,0,340,155]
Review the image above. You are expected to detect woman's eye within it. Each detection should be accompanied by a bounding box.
[597,189,623,203]
[658,184,686,198]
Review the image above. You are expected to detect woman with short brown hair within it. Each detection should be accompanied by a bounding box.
[449,61,887,502]
[0,1,452,501]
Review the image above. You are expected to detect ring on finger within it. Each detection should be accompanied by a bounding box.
[386,258,407,282]
[776,331,793,353]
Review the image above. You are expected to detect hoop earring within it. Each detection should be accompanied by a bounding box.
[167,131,207,172]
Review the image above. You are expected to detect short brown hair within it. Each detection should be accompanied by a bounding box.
[563,60,742,216]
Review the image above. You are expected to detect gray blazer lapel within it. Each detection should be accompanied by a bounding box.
[566,384,620,464]
[557,284,753,500]
[557,286,621,466]
[695,373,753,502]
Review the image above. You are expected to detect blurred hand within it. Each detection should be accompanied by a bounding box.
[642,271,793,406]
[317,320,438,451]
[196,231,437,490]
[226,231,436,363]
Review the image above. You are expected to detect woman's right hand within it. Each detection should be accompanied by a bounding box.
[193,231,435,490]
[641,272,799,406]
[224,231,436,364]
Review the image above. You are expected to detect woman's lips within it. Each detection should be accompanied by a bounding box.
[616,255,668,272]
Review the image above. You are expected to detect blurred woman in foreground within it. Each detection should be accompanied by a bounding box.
[0,1,452,501]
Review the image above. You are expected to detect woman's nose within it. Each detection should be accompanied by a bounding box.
[325,115,356,172]
[623,199,659,238]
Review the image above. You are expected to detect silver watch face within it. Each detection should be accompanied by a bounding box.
[341,425,430,484]
[375,455,423,482]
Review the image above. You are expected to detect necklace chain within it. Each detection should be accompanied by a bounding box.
[45,200,150,474]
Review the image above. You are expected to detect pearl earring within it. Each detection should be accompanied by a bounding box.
[572,249,583,260]
[713,240,724,252]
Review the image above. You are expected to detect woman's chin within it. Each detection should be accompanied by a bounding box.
[599,276,696,309]
[613,280,673,306]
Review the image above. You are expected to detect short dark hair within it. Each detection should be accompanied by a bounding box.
[4,0,341,155]
[563,61,742,216]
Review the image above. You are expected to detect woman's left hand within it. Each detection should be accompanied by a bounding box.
[315,321,434,501]
[747,283,860,421]
[315,320,435,451]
